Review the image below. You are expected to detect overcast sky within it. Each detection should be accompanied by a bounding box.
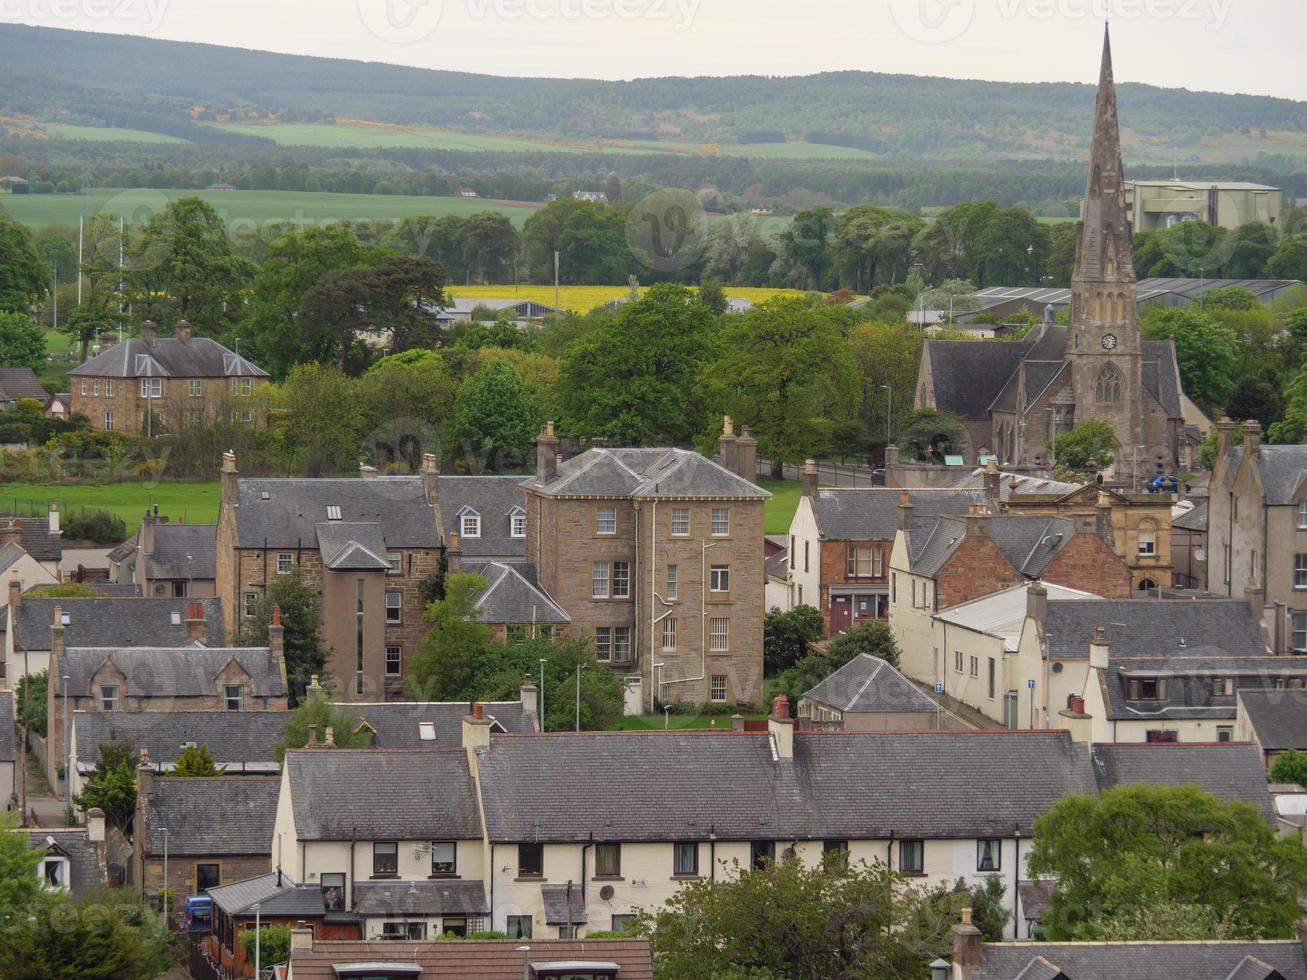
[7,0,1305,100]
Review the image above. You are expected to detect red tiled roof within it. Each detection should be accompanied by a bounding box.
[287,939,652,980]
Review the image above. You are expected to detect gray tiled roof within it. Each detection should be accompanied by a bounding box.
[528,448,768,500]
[438,476,529,560]
[1172,498,1208,531]
[10,597,225,650]
[61,646,285,700]
[1017,880,1055,923]
[145,523,217,581]
[234,478,439,550]
[1142,340,1184,418]
[465,562,569,626]
[972,941,1307,980]
[476,730,1097,842]
[0,690,15,763]
[1042,599,1266,663]
[1238,689,1307,752]
[353,880,488,917]
[541,884,588,925]
[1100,658,1307,722]
[811,488,980,540]
[74,709,288,768]
[26,830,102,899]
[9,517,61,562]
[145,777,280,856]
[951,470,1082,500]
[286,749,482,840]
[1091,742,1275,822]
[70,336,268,379]
[0,367,49,402]
[315,522,393,570]
[923,339,1030,419]
[208,871,323,917]
[352,701,535,749]
[801,654,939,714]
[909,515,1078,578]
[1228,444,1307,506]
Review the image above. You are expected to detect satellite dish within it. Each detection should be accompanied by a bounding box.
[1194,548,1207,562]
[1051,662,1064,674]
[599,885,615,901]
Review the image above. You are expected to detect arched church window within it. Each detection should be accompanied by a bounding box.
[1093,293,1103,320]
[1094,364,1122,404]
[1090,165,1101,198]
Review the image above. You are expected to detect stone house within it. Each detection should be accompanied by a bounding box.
[133,763,281,916]
[797,653,962,731]
[107,513,217,598]
[20,812,109,898]
[1235,688,1307,770]
[522,420,770,710]
[69,320,269,434]
[1207,419,1307,652]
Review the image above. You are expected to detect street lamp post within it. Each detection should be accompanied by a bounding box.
[517,945,531,980]
[538,659,547,732]
[575,663,586,732]
[254,902,261,979]
[62,673,70,807]
[879,384,893,447]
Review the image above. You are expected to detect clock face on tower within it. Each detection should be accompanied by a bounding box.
[1101,333,1118,351]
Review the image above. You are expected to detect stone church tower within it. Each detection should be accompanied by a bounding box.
[1068,25,1145,485]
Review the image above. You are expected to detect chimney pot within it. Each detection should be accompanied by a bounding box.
[802,459,818,498]
[472,702,484,720]
[139,320,158,347]
[174,320,193,346]
[536,423,561,483]
[1243,419,1262,459]
[307,725,318,747]
[770,693,790,719]
[324,726,335,747]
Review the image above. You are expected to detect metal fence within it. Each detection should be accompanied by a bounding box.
[180,932,228,980]
[755,457,883,487]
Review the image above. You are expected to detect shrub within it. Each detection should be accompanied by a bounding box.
[64,510,127,545]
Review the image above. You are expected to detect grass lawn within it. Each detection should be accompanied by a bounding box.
[760,479,801,535]
[0,481,221,535]
[611,712,766,731]
[1,188,541,230]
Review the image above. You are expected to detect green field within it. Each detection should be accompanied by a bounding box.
[41,123,188,144]
[760,479,800,535]
[611,712,767,730]
[206,122,658,155]
[0,481,220,535]
[0,188,541,230]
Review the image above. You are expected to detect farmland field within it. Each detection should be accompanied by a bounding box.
[448,284,816,313]
[204,121,662,155]
[41,123,189,144]
[0,188,541,229]
[0,481,221,535]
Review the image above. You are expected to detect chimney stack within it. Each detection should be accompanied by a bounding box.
[307,674,322,697]
[185,602,206,645]
[897,490,914,532]
[136,748,154,799]
[306,725,318,747]
[536,422,560,483]
[269,605,285,663]
[1026,580,1047,623]
[421,452,440,509]
[99,332,118,351]
[174,320,193,346]
[1215,417,1236,459]
[8,570,20,610]
[1243,420,1262,460]
[324,726,335,747]
[983,456,1001,506]
[0,519,21,549]
[1089,625,1110,671]
[719,416,737,475]
[462,703,493,764]
[768,694,794,760]
[291,922,315,955]
[520,677,538,722]
[48,500,60,538]
[801,459,818,499]
[139,320,158,347]
[735,426,758,482]
[220,451,238,510]
[965,500,990,538]
[85,807,106,844]
[446,531,462,574]
[951,908,983,978]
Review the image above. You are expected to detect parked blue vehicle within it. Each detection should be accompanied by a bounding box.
[184,895,212,933]
[1146,474,1190,494]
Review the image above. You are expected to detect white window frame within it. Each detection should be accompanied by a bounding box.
[139,377,162,398]
[710,565,730,593]
[385,591,402,623]
[594,627,612,661]
[671,508,690,536]
[243,592,258,618]
[1296,554,1307,590]
[188,379,203,398]
[511,514,527,539]
[92,379,100,396]
[385,645,402,676]
[276,552,294,575]
[612,561,630,598]
[80,379,87,396]
[39,856,70,891]
[709,617,729,652]
[105,379,113,396]
[225,685,242,711]
[613,626,631,660]
[1138,530,1156,557]
[596,506,617,535]
[386,552,402,575]
[711,507,730,536]
[592,562,610,599]
[710,674,727,702]
[1295,612,1307,653]
[1299,501,1307,529]
[100,685,118,711]
[103,409,113,431]
[326,505,342,521]
[461,514,481,538]
[666,564,678,600]
[662,617,677,651]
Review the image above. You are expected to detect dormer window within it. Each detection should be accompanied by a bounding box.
[510,510,527,539]
[326,505,342,521]
[100,686,118,711]
[1126,677,1164,701]
[39,856,70,891]
[461,513,481,538]
[419,722,436,741]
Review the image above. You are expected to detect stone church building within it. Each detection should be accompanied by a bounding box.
[914,28,1185,488]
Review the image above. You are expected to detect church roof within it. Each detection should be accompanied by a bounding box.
[924,340,1031,419]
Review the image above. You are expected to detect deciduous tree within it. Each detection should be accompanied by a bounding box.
[449,359,538,472]
[240,566,329,703]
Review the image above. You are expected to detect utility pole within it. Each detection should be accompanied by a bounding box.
[879,384,893,447]
[575,663,585,732]
[553,250,560,311]
[538,659,547,733]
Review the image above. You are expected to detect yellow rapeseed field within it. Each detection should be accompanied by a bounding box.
[446,284,822,313]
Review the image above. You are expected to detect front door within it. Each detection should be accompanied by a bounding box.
[830,595,852,634]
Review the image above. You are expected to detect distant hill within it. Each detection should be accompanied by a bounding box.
[3,24,1307,164]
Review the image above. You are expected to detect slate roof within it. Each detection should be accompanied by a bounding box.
[61,645,285,700]
[810,488,980,540]
[1017,880,1055,923]
[1172,497,1208,531]
[0,542,28,576]
[70,336,268,379]
[284,939,653,980]
[1238,689,1307,752]
[7,517,61,562]
[438,475,529,560]
[952,469,1082,500]
[315,522,392,571]
[908,515,1079,578]
[25,830,102,899]
[286,749,482,840]
[351,701,535,749]
[74,709,288,769]
[527,448,769,500]
[801,654,939,714]
[1142,341,1184,418]
[971,941,1307,980]
[465,561,569,625]
[144,523,217,581]
[0,690,15,764]
[1042,599,1266,663]
[1091,742,1275,822]
[542,884,588,924]
[208,871,325,917]
[353,880,488,917]
[476,730,1097,842]
[1227,444,1307,506]
[923,339,1032,419]
[145,777,280,855]
[8,596,225,650]
[0,367,48,402]
[234,478,439,550]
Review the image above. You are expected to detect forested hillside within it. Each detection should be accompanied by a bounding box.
[4,24,1307,162]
